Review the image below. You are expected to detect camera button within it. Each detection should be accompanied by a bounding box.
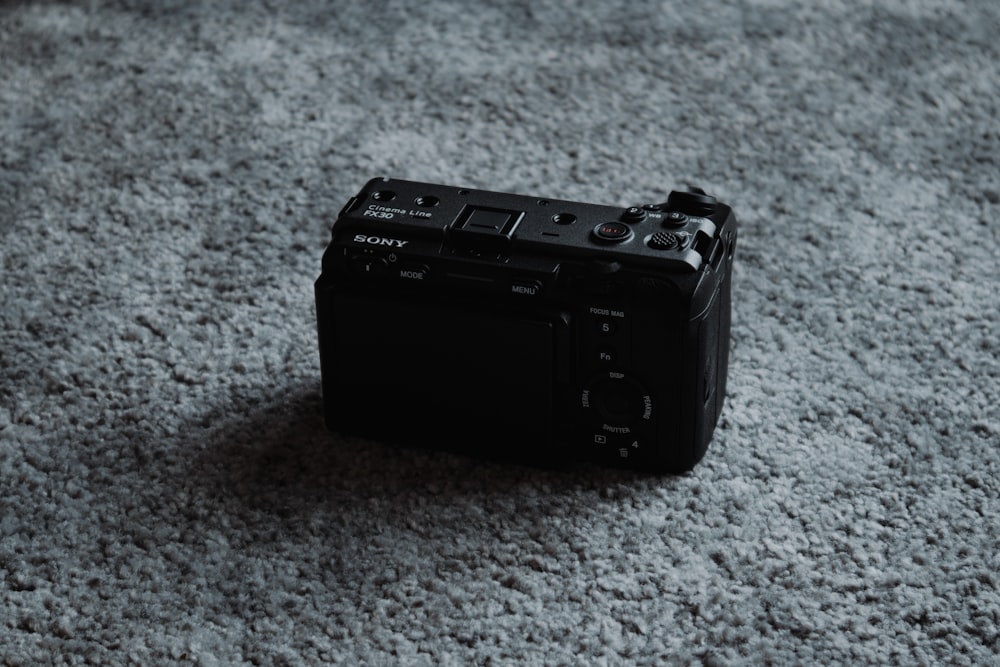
[663,211,688,227]
[596,319,616,335]
[597,347,616,364]
[621,206,647,223]
[592,221,633,243]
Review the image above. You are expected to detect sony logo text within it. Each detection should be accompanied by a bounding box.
[353,234,410,248]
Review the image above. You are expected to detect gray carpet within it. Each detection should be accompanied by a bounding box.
[2,1,999,664]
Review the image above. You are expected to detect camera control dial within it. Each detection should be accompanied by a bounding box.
[665,188,717,216]
[580,370,653,428]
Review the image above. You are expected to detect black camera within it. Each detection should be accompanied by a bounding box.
[315,178,737,472]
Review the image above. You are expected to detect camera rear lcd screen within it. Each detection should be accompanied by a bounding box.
[331,295,554,449]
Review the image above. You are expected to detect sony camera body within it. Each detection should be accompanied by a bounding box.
[315,177,737,472]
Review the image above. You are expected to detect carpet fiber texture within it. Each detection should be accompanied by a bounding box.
[2,1,999,664]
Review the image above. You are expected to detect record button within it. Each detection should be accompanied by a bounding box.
[593,221,633,243]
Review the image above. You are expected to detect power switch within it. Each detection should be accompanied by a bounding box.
[349,254,388,274]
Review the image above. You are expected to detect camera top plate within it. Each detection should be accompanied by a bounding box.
[331,177,734,274]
